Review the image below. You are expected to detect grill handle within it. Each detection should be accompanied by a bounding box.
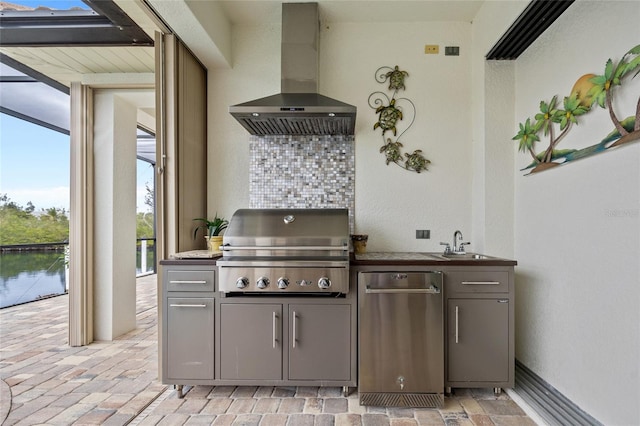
[221,245,347,251]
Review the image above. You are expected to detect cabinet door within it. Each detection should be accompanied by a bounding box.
[447,298,509,383]
[166,297,214,380]
[220,304,282,380]
[289,304,351,381]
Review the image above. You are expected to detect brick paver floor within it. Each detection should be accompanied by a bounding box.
[0,274,537,425]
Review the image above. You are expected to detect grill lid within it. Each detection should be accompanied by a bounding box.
[222,208,349,257]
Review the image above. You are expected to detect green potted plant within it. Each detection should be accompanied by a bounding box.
[193,214,228,252]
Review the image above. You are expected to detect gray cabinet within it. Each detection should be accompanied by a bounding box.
[162,261,356,389]
[161,262,217,389]
[289,304,351,381]
[447,298,509,382]
[444,267,514,391]
[167,297,215,380]
[351,261,516,394]
[218,301,353,383]
[219,303,282,380]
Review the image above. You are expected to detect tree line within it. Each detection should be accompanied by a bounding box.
[0,194,154,246]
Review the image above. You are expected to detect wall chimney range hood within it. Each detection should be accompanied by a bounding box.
[229,3,356,136]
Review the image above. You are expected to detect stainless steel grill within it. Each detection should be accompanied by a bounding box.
[217,209,350,294]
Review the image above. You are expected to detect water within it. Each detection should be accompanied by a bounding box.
[1,243,156,308]
[0,250,67,309]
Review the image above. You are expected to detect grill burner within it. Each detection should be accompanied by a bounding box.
[217,209,350,294]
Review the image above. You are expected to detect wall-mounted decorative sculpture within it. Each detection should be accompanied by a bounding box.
[369,66,430,173]
[513,44,640,175]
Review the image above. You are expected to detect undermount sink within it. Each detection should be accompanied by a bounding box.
[438,253,491,260]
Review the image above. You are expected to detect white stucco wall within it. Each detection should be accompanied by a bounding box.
[512,1,640,424]
[210,20,476,252]
[208,23,280,220]
[470,0,528,257]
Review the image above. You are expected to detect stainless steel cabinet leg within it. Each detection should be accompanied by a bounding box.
[176,384,184,399]
[494,387,502,395]
[445,387,452,395]
[342,386,349,397]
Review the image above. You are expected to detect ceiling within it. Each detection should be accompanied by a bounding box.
[0,0,160,87]
[0,45,155,87]
[0,1,488,87]
[217,1,485,25]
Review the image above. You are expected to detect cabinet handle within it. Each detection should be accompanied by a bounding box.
[366,286,441,294]
[272,312,277,349]
[461,281,500,285]
[169,280,207,285]
[169,304,206,308]
[455,305,459,344]
[292,311,297,349]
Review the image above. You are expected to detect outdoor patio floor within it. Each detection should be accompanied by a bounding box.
[0,274,537,425]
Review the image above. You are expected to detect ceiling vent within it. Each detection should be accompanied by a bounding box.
[486,0,574,60]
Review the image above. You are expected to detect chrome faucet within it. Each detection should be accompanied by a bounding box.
[453,230,462,252]
[441,230,470,254]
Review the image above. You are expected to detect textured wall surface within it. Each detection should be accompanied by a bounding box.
[209,21,474,252]
[512,1,640,424]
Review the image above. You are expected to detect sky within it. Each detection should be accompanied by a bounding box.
[0,113,154,213]
[9,0,90,10]
[0,113,71,211]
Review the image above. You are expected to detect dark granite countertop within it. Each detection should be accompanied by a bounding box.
[160,250,517,267]
[351,251,517,266]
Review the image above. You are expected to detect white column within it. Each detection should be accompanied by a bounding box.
[92,90,137,340]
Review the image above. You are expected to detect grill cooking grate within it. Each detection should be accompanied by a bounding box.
[360,392,443,408]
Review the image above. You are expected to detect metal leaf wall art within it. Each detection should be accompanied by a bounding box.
[369,66,430,173]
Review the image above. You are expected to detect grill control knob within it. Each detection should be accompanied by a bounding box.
[257,277,270,289]
[277,277,289,289]
[318,277,331,290]
[236,277,249,289]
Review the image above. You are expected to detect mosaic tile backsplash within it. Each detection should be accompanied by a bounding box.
[249,135,355,232]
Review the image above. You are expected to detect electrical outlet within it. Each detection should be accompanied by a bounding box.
[416,230,431,239]
[424,45,439,54]
[445,46,460,56]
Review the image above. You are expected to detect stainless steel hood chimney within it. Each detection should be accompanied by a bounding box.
[229,3,356,136]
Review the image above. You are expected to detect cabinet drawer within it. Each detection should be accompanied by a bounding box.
[446,270,509,294]
[167,269,215,292]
